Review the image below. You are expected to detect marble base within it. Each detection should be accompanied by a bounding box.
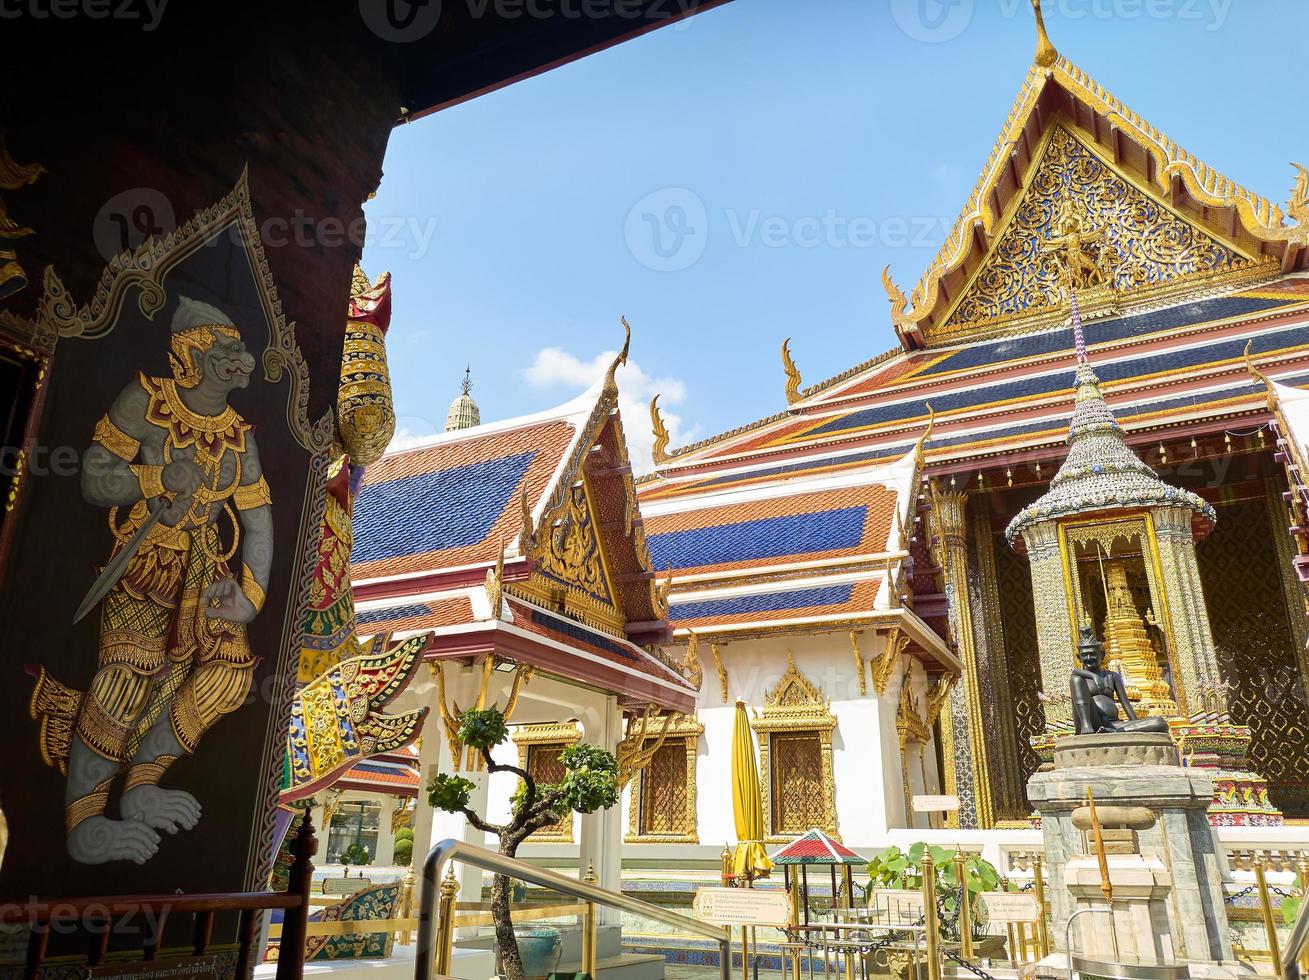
[1027,733,1235,967]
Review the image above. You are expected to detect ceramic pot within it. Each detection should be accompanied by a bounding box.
[514,927,563,978]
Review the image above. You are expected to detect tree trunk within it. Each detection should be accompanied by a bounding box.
[492,842,525,980]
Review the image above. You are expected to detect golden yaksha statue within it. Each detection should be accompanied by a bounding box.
[31,297,272,865]
[1041,198,1111,291]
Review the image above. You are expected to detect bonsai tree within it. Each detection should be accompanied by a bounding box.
[427,706,619,980]
[865,843,1000,943]
[393,826,415,867]
[341,841,372,868]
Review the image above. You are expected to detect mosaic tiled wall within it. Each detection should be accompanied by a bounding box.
[1197,495,1309,818]
[991,537,1046,807]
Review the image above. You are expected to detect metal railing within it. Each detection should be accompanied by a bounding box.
[412,839,732,980]
[1284,884,1309,980]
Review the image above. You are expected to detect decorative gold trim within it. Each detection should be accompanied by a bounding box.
[782,338,802,406]
[624,713,703,844]
[752,653,838,841]
[872,627,907,697]
[1030,0,1058,67]
[650,395,671,465]
[682,630,704,692]
[904,57,1305,343]
[131,463,166,502]
[711,642,728,704]
[233,475,272,510]
[851,631,866,696]
[94,415,141,461]
[37,170,331,453]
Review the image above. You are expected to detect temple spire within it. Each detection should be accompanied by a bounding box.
[1070,288,1087,364]
[444,366,481,432]
[1031,0,1058,68]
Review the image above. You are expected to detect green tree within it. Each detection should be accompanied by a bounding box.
[427,707,619,980]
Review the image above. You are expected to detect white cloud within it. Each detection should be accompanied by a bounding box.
[523,346,697,475]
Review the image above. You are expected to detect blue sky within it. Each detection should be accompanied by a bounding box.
[362,0,1307,467]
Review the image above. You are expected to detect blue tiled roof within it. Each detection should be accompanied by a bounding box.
[530,608,636,660]
[357,603,430,625]
[673,583,856,621]
[353,450,536,563]
[918,294,1297,378]
[648,506,868,571]
[806,322,1309,438]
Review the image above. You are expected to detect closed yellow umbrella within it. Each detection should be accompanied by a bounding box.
[731,699,773,881]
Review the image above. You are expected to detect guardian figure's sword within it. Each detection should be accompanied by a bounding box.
[72,497,175,624]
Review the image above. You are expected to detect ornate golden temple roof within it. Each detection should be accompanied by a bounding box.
[883,4,1308,350]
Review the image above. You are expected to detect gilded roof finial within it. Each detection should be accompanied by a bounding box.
[1031,0,1058,68]
[461,365,473,397]
[782,338,802,405]
[650,394,672,465]
[602,315,631,396]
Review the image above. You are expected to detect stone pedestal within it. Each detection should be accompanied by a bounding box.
[1065,853,1174,964]
[1027,733,1236,967]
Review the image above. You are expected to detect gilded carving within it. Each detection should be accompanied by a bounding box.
[650,395,672,465]
[851,631,867,696]
[712,641,729,704]
[334,267,396,467]
[781,338,802,405]
[946,128,1248,330]
[872,627,908,697]
[682,630,704,692]
[285,634,428,796]
[0,134,43,301]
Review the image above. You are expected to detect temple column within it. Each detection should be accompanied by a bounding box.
[579,695,623,924]
[930,486,995,828]
[1021,519,1077,725]
[969,497,1026,822]
[1150,506,1223,713]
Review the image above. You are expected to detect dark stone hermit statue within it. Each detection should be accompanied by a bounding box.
[1070,626,1171,736]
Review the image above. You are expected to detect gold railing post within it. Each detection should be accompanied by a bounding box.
[582,863,599,977]
[399,868,417,945]
[1033,853,1050,958]
[434,868,460,977]
[923,852,942,980]
[789,870,802,980]
[1297,854,1309,975]
[1002,876,1018,965]
[1254,856,1285,980]
[954,848,973,961]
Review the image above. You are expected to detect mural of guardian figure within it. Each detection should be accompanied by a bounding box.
[31,297,273,865]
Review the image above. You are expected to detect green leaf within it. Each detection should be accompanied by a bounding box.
[929,845,952,866]
[457,707,509,750]
[427,772,475,813]
[888,855,909,874]
[1282,895,1302,926]
[908,842,926,865]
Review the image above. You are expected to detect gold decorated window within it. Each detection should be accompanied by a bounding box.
[626,714,702,843]
[769,732,824,835]
[752,654,839,842]
[512,722,581,842]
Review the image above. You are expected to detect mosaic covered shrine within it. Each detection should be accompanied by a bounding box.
[1006,331,1278,824]
[639,13,1309,830]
